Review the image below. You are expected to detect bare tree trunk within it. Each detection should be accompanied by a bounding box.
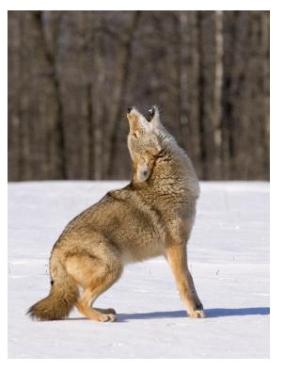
[8,12,21,180]
[213,11,223,178]
[106,11,141,179]
[198,12,218,179]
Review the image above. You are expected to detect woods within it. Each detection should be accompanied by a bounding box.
[8,11,270,181]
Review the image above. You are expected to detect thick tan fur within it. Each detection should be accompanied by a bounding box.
[28,106,204,321]
[28,250,79,320]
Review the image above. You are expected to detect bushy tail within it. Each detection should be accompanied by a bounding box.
[27,250,79,320]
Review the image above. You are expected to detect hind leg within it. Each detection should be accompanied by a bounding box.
[66,250,122,321]
[76,293,115,322]
[75,264,122,322]
[76,285,118,322]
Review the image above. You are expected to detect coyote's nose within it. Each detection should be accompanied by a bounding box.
[127,107,133,114]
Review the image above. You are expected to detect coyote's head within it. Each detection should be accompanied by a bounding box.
[126,106,166,184]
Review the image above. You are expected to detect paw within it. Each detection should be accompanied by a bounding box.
[190,309,206,318]
[99,313,117,322]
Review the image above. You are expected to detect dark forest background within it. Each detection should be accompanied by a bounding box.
[8,11,270,181]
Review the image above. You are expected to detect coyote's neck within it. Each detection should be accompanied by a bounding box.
[152,140,199,198]
[133,139,200,214]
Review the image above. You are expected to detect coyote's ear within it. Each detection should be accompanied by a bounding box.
[149,105,161,129]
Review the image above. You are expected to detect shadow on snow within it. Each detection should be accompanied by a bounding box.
[117,307,270,321]
[67,306,270,322]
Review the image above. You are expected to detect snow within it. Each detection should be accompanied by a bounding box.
[8,181,269,358]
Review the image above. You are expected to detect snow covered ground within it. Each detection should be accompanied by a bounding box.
[8,181,269,358]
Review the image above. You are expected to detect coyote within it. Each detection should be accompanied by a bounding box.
[28,106,205,321]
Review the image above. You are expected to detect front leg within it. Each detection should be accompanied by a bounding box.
[166,244,205,318]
